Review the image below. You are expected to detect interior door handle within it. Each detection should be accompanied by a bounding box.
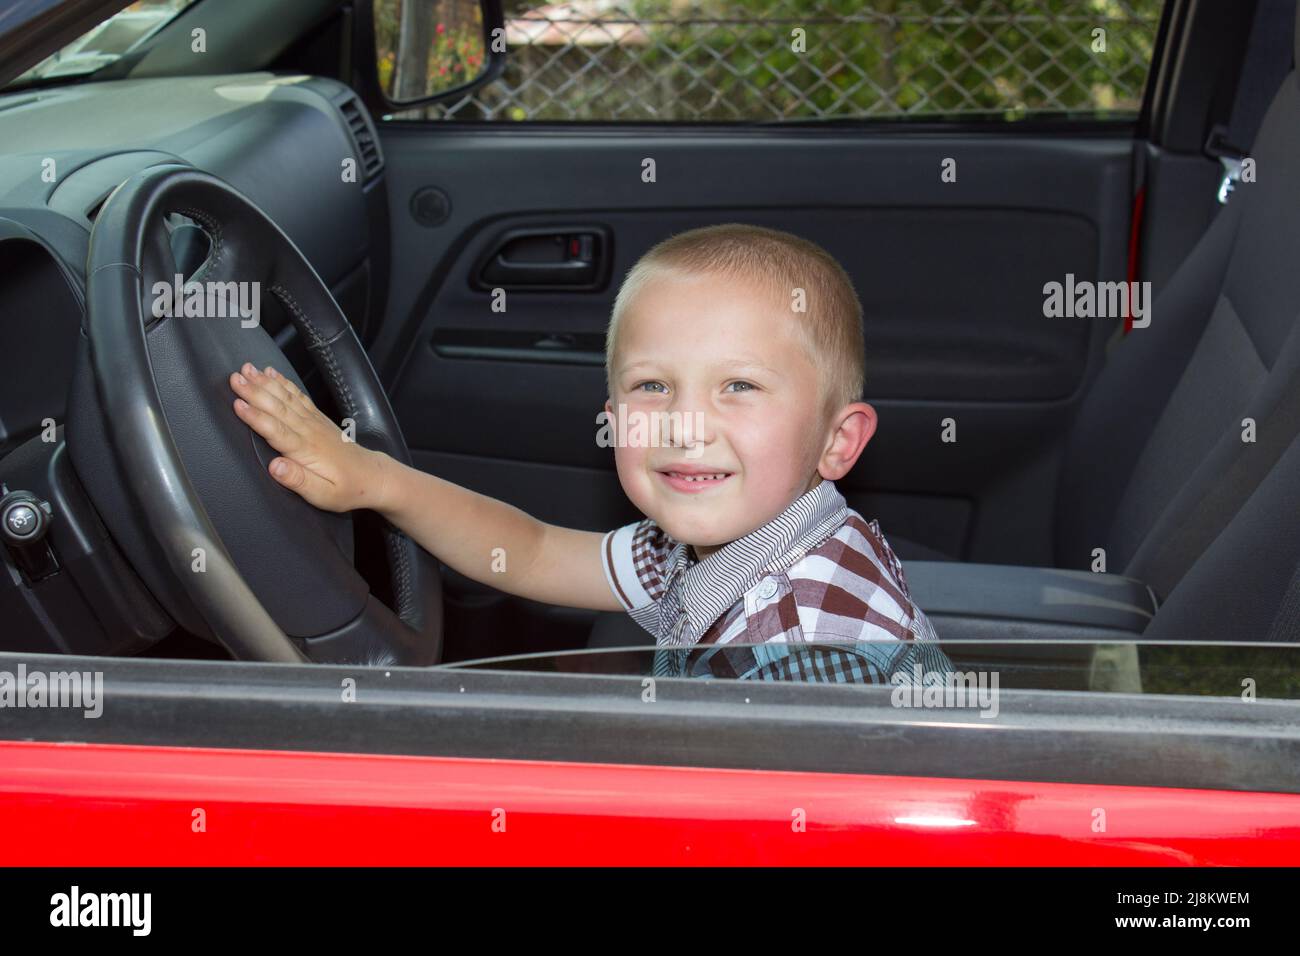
[473,226,611,290]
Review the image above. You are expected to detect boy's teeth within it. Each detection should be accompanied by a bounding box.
[677,473,724,481]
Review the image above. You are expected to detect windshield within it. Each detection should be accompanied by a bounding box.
[7,0,198,87]
[442,639,1300,702]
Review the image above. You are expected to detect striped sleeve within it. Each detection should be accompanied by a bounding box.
[600,519,657,611]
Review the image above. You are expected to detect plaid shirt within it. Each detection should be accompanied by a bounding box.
[600,479,953,683]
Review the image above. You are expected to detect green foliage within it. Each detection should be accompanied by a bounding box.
[1140,644,1300,699]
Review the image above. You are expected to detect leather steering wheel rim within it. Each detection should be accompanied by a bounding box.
[82,164,442,665]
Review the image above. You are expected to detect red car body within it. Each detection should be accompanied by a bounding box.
[4,739,1299,866]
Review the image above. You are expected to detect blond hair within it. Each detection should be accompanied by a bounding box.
[605,223,865,420]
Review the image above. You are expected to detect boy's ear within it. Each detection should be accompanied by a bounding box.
[818,402,877,481]
[603,398,613,417]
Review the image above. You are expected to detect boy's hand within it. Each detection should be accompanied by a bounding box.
[227,363,622,611]
[229,362,389,514]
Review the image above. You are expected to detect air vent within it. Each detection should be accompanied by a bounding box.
[339,95,383,182]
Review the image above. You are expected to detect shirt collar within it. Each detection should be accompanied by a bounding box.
[663,479,849,636]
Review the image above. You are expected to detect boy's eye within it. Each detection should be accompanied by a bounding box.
[633,381,668,394]
[725,380,757,393]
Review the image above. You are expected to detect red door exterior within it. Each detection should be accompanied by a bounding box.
[2,740,1298,865]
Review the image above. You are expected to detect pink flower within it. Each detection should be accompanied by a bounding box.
[436,23,445,35]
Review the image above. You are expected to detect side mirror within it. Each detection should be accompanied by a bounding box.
[360,0,504,112]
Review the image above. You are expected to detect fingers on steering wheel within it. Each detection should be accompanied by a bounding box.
[232,385,300,453]
[265,366,321,417]
[236,363,294,414]
[234,366,301,423]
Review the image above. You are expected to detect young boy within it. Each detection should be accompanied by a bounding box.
[228,223,953,684]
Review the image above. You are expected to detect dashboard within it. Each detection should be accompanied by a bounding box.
[0,72,390,456]
[0,71,390,654]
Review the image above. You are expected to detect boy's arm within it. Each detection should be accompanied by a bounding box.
[371,455,624,611]
[227,362,623,612]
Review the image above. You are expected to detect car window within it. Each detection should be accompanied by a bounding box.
[6,0,200,87]
[441,640,1300,702]
[388,0,1167,122]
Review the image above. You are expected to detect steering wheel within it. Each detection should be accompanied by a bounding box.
[68,165,442,665]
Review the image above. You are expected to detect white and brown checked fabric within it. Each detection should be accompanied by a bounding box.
[600,480,954,683]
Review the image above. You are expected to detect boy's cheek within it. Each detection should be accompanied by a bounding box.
[734,414,818,459]
[612,450,660,516]
[612,445,648,488]
[612,440,643,466]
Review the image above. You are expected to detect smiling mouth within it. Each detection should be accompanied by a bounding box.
[656,469,734,492]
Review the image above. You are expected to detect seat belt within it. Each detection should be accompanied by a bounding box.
[1206,0,1296,203]
[1138,337,1300,600]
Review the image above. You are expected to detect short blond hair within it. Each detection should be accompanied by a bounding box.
[605,223,865,420]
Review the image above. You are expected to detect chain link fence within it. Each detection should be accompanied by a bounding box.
[393,0,1164,122]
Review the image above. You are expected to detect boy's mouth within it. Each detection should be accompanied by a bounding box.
[655,467,734,494]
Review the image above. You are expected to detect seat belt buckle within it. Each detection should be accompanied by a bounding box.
[1205,124,1248,205]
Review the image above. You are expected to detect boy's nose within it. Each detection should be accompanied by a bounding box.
[662,402,715,450]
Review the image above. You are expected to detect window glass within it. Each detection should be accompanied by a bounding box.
[390,0,1166,122]
[6,0,199,87]
[443,640,1300,702]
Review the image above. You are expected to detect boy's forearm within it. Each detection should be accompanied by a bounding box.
[368,450,545,591]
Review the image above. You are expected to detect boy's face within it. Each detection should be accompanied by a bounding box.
[605,268,868,557]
